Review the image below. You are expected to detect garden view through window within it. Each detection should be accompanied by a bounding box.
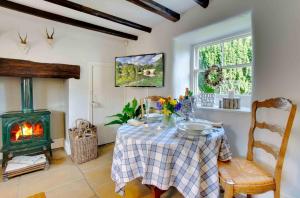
[195,34,253,95]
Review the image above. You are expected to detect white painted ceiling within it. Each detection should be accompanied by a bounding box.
[5,0,198,38]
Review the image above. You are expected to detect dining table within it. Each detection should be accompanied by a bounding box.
[111,121,232,198]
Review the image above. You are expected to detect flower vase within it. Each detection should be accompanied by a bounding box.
[181,98,192,121]
[162,115,176,128]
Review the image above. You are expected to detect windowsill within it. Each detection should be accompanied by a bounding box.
[197,106,251,113]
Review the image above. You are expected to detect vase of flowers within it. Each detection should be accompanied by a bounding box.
[179,88,195,120]
[162,114,176,128]
[157,96,182,128]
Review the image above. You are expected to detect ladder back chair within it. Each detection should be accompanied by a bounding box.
[218,97,297,198]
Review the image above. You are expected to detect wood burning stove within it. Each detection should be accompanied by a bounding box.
[1,78,52,166]
[0,57,80,168]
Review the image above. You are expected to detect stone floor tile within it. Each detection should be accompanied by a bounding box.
[77,156,112,173]
[19,166,83,197]
[0,144,190,198]
[83,165,112,186]
[46,179,95,198]
[89,181,122,198]
[0,178,20,198]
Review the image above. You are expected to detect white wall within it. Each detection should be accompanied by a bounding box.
[126,0,300,197]
[0,8,126,153]
[1,1,300,197]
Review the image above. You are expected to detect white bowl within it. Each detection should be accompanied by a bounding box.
[177,122,213,136]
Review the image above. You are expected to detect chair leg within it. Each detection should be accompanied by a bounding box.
[151,186,166,198]
[247,195,252,198]
[274,188,280,198]
[223,182,234,198]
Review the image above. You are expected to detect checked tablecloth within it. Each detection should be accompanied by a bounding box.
[111,123,232,198]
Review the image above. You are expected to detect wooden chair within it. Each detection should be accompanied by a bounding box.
[218,98,297,198]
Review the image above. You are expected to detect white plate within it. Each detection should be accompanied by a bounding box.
[177,122,213,136]
[127,119,144,127]
[177,128,212,138]
[178,122,212,131]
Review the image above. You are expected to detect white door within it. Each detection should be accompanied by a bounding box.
[91,64,124,145]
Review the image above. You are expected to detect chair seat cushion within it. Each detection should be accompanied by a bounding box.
[218,158,275,193]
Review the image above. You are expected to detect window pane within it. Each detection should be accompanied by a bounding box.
[199,43,222,70]
[223,36,253,66]
[220,67,252,95]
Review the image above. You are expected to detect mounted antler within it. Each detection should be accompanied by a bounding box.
[18,32,27,45]
[17,32,30,54]
[46,28,55,39]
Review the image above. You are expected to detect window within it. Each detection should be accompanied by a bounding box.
[192,34,253,96]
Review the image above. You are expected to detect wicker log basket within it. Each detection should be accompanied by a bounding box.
[69,119,98,164]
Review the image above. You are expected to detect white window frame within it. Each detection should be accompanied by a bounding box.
[191,33,253,98]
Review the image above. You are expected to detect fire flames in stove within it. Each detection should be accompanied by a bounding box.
[10,122,44,142]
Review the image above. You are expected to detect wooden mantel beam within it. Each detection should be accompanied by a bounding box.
[193,0,210,8]
[0,0,138,40]
[126,0,180,22]
[0,58,80,79]
[44,0,152,33]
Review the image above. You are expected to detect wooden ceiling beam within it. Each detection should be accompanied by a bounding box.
[193,0,210,8]
[0,57,80,79]
[0,0,138,40]
[44,0,152,33]
[126,0,180,22]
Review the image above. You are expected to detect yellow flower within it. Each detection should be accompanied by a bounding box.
[159,98,165,104]
[162,108,171,116]
[170,99,177,106]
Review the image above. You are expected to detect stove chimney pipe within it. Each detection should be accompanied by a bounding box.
[21,77,33,112]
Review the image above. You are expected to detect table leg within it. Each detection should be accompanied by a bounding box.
[151,186,166,198]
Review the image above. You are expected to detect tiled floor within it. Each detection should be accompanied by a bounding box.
[0,144,183,198]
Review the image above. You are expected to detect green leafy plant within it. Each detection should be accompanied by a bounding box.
[105,98,142,126]
[200,83,215,93]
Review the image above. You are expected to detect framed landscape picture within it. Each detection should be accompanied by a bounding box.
[115,53,164,87]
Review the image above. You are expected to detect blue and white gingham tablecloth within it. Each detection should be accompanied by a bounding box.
[111,123,232,198]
